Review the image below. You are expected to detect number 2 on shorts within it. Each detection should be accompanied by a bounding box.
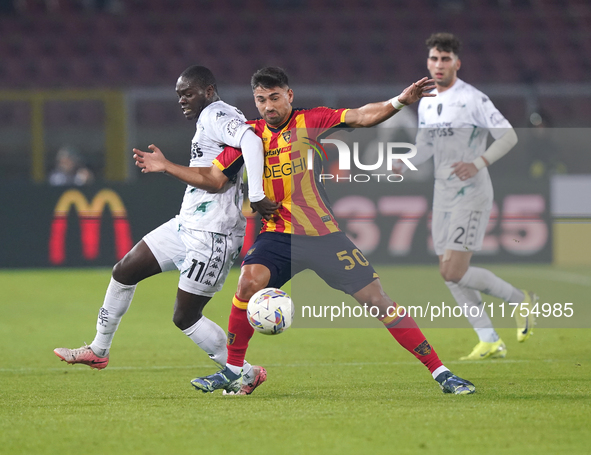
[453,226,465,244]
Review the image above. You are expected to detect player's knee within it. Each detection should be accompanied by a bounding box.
[237,267,269,301]
[355,281,391,313]
[440,266,463,283]
[111,259,128,283]
[112,256,137,285]
[172,309,202,331]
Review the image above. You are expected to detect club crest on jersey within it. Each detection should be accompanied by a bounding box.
[437,104,443,116]
[282,130,292,143]
[413,340,432,356]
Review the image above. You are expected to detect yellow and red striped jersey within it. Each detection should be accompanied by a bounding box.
[248,106,349,236]
[213,144,245,180]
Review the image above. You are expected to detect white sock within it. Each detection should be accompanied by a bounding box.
[445,281,499,343]
[242,361,254,381]
[182,316,228,368]
[90,277,136,356]
[432,365,450,380]
[226,364,242,375]
[458,267,524,303]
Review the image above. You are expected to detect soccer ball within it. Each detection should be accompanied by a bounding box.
[247,288,294,335]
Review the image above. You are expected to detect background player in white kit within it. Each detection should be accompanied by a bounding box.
[54,66,276,391]
[406,33,537,360]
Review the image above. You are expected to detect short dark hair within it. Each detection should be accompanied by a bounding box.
[180,65,217,91]
[426,33,462,56]
[251,67,289,91]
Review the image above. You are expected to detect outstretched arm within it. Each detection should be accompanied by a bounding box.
[344,77,436,128]
[133,144,228,192]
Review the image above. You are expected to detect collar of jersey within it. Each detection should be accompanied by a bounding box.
[265,108,295,133]
[437,78,463,96]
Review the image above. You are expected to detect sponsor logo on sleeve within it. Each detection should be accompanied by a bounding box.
[490,112,505,126]
[226,118,242,137]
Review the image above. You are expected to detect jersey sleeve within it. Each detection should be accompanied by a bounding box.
[472,93,512,140]
[208,110,252,148]
[307,107,349,130]
[213,145,244,178]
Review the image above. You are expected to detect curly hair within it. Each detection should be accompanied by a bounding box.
[425,33,462,55]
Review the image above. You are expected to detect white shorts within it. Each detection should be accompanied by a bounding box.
[143,218,244,297]
[432,209,490,256]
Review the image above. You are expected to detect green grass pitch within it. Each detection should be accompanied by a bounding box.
[1,265,590,454]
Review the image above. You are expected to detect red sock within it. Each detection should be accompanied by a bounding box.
[226,296,255,368]
[385,314,443,374]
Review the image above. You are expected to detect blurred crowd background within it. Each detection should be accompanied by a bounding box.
[0,0,590,182]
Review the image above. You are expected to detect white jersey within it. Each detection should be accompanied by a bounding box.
[416,78,512,211]
[177,100,250,234]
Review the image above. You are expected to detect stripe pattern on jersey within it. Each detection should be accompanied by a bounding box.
[213,146,244,179]
[247,107,349,236]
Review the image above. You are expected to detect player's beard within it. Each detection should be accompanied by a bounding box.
[264,111,282,126]
[434,71,456,88]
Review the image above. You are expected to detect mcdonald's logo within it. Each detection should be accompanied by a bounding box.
[49,189,133,265]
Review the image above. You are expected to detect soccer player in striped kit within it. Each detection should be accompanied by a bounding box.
[191,67,476,395]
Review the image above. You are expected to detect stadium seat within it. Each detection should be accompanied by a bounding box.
[0,0,589,124]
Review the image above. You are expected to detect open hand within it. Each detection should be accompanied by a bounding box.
[133,144,168,173]
[397,77,437,106]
